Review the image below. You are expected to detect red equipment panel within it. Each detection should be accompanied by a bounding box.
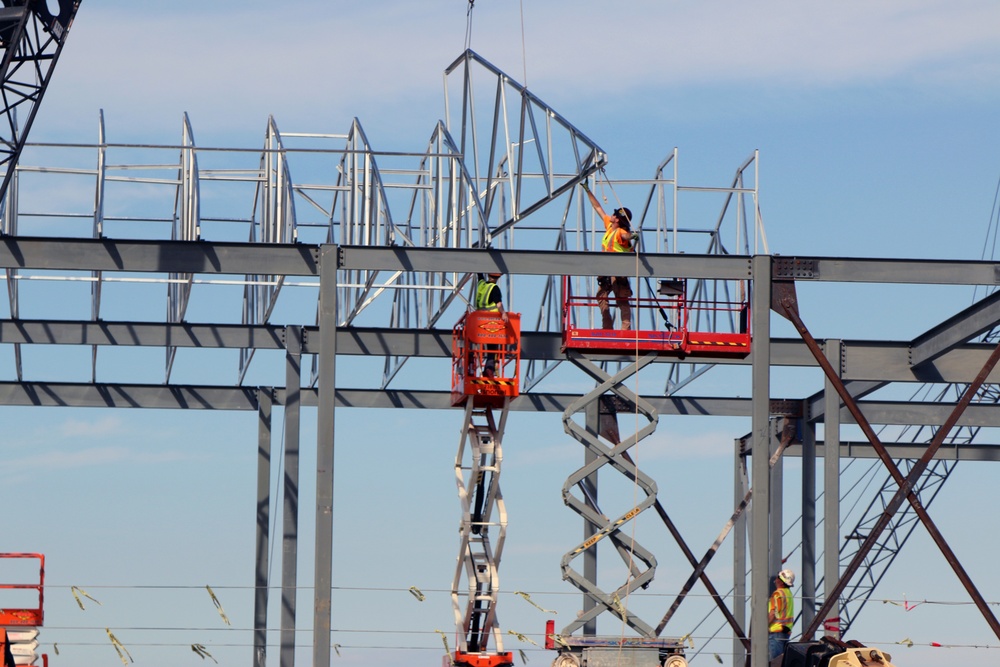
[0,553,44,626]
[562,276,750,358]
[453,650,514,667]
[452,310,521,407]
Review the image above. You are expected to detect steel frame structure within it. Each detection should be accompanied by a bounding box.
[3,242,1000,667]
[2,48,1000,667]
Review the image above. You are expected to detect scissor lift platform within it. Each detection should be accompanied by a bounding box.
[452,310,521,408]
[562,277,751,358]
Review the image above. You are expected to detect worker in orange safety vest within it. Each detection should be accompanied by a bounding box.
[768,569,795,661]
[581,180,638,330]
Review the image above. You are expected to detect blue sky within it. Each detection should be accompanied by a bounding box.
[4,1,1000,666]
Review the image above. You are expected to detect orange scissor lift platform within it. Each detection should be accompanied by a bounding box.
[1,553,47,667]
[452,310,521,408]
[561,276,751,358]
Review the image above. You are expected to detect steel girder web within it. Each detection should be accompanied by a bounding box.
[559,352,661,637]
[443,50,605,240]
[377,121,489,389]
[240,116,297,384]
[166,113,200,382]
[353,49,607,390]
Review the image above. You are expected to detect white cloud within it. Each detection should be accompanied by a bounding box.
[37,1,1000,142]
[9,445,189,472]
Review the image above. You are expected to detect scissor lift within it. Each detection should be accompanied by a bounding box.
[562,276,751,357]
[450,310,521,667]
[0,553,46,666]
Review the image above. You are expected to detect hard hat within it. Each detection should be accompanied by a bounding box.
[613,208,633,232]
[488,272,503,278]
[778,569,795,586]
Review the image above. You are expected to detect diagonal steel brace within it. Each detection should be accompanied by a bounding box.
[772,280,1000,641]
[653,418,795,641]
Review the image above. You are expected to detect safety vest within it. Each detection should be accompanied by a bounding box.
[768,587,794,633]
[475,280,499,311]
[602,224,632,253]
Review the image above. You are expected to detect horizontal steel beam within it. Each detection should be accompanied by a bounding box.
[2,237,1000,299]
[2,384,999,431]
[336,246,755,280]
[774,256,1000,285]
[0,237,319,275]
[0,241,998,288]
[785,441,1000,462]
[6,320,1000,383]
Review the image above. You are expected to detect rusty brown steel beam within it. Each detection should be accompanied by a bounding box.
[772,280,1000,642]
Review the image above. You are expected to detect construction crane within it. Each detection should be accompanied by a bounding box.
[0,0,80,206]
[450,305,521,667]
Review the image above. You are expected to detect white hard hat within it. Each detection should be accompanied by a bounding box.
[778,569,795,586]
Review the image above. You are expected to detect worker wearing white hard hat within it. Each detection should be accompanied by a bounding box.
[768,569,795,661]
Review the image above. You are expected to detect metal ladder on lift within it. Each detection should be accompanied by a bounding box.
[451,396,513,667]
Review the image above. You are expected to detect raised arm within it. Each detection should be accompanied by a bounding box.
[581,181,605,216]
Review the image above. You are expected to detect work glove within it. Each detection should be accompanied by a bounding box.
[629,232,639,243]
[581,181,590,192]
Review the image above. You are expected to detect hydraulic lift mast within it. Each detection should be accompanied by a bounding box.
[450,308,521,667]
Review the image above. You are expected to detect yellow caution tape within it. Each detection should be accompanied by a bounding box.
[206,586,231,626]
[678,633,695,649]
[897,637,914,648]
[611,593,626,619]
[507,630,538,646]
[71,586,102,610]
[518,648,528,664]
[409,586,426,602]
[191,644,218,663]
[514,591,555,614]
[105,628,133,665]
[435,629,450,654]
[54,643,59,656]
[714,654,723,663]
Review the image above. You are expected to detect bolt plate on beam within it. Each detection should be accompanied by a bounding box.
[773,257,819,279]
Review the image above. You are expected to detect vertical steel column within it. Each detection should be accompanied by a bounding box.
[823,340,842,639]
[313,245,338,667]
[281,326,302,667]
[801,419,817,632]
[254,388,273,667]
[582,399,599,636]
[750,255,771,667]
[733,437,748,666]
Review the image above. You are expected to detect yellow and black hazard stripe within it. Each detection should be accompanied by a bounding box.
[468,378,516,387]
[689,339,748,347]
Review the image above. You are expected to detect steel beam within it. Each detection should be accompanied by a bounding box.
[0,237,319,275]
